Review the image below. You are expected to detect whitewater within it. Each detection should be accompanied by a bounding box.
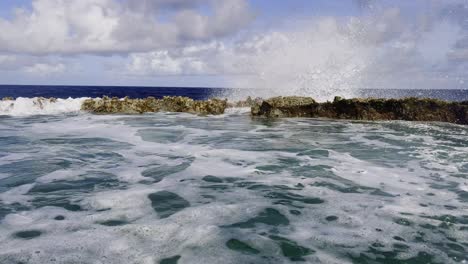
[0,97,87,116]
[0,102,467,263]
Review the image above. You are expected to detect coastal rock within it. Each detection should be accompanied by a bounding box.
[251,96,316,117]
[229,96,263,108]
[1,97,14,101]
[81,96,227,115]
[252,96,468,125]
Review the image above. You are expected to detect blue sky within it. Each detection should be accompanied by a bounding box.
[0,0,467,89]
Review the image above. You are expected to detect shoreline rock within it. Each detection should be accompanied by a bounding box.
[81,96,228,115]
[5,94,462,124]
[227,96,263,108]
[251,96,468,125]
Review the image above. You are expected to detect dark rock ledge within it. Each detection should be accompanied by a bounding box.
[4,95,464,124]
[251,96,468,125]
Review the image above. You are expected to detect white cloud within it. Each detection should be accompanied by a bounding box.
[0,53,68,76]
[126,42,224,75]
[1,0,468,92]
[23,63,66,76]
[125,0,207,11]
[175,0,253,40]
[127,51,185,75]
[0,0,253,55]
[0,55,19,68]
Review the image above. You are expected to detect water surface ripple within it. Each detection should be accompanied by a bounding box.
[0,112,467,264]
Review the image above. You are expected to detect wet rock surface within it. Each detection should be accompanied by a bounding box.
[227,96,263,108]
[251,96,468,125]
[81,96,227,115]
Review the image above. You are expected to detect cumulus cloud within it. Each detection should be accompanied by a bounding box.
[1,0,467,91]
[0,54,67,76]
[23,63,66,76]
[0,55,22,70]
[125,41,250,76]
[354,0,374,10]
[0,0,253,55]
[124,32,293,76]
[126,42,222,75]
[125,0,207,12]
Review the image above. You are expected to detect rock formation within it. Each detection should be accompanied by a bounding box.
[228,96,263,108]
[252,96,468,125]
[81,96,228,115]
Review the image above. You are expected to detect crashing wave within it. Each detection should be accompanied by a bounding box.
[0,96,229,116]
[0,97,87,116]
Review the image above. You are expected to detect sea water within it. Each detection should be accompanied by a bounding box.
[0,94,467,263]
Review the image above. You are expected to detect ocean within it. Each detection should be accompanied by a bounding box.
[0,86,467,264]
[0,85,468,102]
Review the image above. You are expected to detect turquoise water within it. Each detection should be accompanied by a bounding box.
[0,110,467,263]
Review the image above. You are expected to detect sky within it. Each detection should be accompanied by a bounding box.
[0,0,468,90]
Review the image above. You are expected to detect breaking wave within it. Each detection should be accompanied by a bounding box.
[225,7,464,102]
[227,19,369,101]
[0,97,87,116]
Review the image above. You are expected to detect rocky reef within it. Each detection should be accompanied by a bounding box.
[3,95,467,124]
[227,96,263,108]
[252,96,468,125]
[81,96,228,115]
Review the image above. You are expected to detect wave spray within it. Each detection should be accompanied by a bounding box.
[225,5,463,101]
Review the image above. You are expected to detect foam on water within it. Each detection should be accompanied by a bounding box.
[0,112,467,263]
[0,97,87,116]
[0,97,251,117]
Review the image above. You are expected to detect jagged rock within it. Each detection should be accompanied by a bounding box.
[251,96,317,117]
[228,96,263,108]
[81,96,227,115]
[252,96,468,125]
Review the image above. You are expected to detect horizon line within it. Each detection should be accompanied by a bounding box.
[0,84,467,90]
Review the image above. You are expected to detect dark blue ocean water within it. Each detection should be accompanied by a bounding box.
[0,85,225,100]
[0,85,467,101]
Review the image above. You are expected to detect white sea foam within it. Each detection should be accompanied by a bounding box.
[223,107,251,115]
[0,113,466,263]
[0,98,252,117]
[0,97,87,116]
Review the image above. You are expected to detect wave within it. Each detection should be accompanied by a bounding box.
[0,97,246,117]
[0,97,88,116]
